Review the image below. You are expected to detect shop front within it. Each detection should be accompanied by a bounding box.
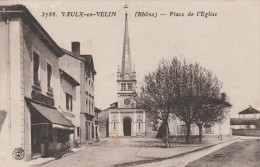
[26,99,74,157]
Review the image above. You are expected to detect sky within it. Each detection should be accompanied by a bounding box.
[2,0,260,117]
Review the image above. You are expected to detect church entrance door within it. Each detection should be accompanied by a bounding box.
[123,118,131,136]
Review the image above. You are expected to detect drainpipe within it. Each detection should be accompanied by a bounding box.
[4,8,11,146]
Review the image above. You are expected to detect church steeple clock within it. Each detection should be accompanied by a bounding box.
[117,12,137,109]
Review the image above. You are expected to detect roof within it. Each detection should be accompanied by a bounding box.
[109,102,118,109]
[0,5,63,57]
[27,100,74,128]
[61,48,96,75]
[60,69,80,86]
[238,105,260,115]
[95,107,101,113]
[0,110,7,131]
[61,48,85,62]
[230,118,259,125]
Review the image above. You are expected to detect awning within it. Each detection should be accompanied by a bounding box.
[29,101,74,130]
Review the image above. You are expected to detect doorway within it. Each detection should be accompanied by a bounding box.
[123,118,131,136]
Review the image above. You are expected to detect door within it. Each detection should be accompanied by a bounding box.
[123,118,131,136]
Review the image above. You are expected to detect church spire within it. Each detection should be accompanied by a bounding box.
[121,12,133,78]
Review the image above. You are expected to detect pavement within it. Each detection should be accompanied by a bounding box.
[131,139,239,167]
[23,147,86,167]
[22,136,242,167]
[185,138,260,167]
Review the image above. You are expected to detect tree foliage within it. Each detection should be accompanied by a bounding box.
[137,57,231,144]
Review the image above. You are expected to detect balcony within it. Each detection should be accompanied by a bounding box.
[32,80,41,91]
[47,86,53,96]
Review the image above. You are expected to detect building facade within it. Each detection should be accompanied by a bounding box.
[60,42,97,144]
[0,5,75,161]
[168,114,231,137]
[59,69,80,144]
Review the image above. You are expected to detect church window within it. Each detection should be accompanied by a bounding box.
[139,121,141,129]
[128,83,132,90]
[121,83,126,90]
[113,121,116,130]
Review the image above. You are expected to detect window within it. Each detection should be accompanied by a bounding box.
[86,100,88,112]
[203,125,213,134]
[113,121,116,130]
[77,127,80,137]
[33,52,40,85]
[89,100,91,114]
[121,83,126,90]
[92,102,94,115]
[139,121,141,129]
[66,93,73,111]
[128,83,132,90]
[177,125,187,134]
[47,63,52,87]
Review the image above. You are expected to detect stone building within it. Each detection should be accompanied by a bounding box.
[59,69,80,144]
[0,5,74,161]
[99,13,157,138]
[168,113,231,137]
[60,42,97,144]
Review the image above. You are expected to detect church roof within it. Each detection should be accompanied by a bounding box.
[121,13,133,78]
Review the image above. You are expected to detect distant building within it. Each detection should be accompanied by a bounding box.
[99,13,157,138]
[168,112,231,137]
[230,105,260,130]
[230,118,258,129]
[60,42,97,144]
[238,105,260,119]
[94,107,101,139]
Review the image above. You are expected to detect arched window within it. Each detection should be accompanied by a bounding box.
[112,121,117,130]
[137,121,142,132]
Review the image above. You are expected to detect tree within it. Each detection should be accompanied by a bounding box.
[194,95,231,142]
[137,57,230,144]
[169,60,230,143]
[136,59,180,148]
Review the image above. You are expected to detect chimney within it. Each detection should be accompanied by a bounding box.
[249,105,252,110]
[72,42,80,55]
[221,93,226,102]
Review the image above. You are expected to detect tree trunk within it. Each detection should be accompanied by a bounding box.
[164,122,170,148]
[186,124,191,144]
[198,124,203,143]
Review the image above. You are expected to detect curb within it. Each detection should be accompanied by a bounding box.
[28,147,86,167]
[29,158,56,167]
[115,138,239,167]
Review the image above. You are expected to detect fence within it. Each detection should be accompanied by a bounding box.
[232,129,260,136]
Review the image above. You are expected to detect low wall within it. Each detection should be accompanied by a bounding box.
[232,129,260,136]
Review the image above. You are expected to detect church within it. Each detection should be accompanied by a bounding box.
[99,13,157,138]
